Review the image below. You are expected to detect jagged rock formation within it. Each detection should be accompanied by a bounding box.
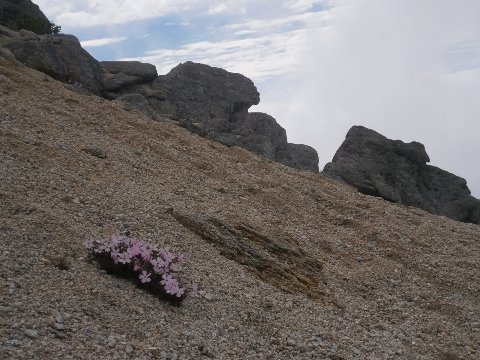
[0,0,51,34]
[111,62,319,171]
[0,3,319,172]
[324,125,480,224]
[3,34,104,94]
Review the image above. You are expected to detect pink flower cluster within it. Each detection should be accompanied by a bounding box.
[84,235,195,300]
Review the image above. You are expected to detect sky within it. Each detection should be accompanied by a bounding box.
[36,0,480,197]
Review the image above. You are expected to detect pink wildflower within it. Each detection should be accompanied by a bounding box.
[139,270,151,283]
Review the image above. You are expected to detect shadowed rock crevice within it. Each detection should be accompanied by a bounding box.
[324,126,480,224]
[170,210,326,301]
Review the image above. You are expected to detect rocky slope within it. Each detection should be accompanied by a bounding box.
[0,22,319,172]
[324,126,480,224]
[1,48,479,359]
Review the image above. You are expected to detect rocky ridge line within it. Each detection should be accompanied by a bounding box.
[0,18,319,172]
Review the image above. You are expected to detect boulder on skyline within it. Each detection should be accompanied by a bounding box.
[324,126,480,224]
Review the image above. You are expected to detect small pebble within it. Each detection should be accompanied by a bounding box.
[25,329,39,339]
[287,338,296,347]
[204,293,215,302]
[5,339,21,347]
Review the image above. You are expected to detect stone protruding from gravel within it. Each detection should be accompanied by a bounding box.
[24,329,38,339]
[171,210,326,300]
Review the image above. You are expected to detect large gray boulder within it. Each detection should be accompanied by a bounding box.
[101,61,157,81]
[3,34,103,94]
[0,0,51,34]
[324,126,480,224]
[101,61,158,93]
[153,61,260,125]
[276,143,320,172]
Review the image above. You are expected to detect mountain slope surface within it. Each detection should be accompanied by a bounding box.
[1,59,479,359]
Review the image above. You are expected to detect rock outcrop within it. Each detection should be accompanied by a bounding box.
[324,126,480,224]
[110,62,319,171]
[101,60,157,94]
[0,4,319,172]
[155,61,260,123]
[0,0,51,34]
[3,34,104,94]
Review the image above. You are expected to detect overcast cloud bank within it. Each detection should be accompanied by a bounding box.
[36,0,480,197]
[257,0,480,197]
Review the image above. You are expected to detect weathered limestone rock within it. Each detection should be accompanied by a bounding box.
[3,34,103,94]
[109,62,319,171]
[101,61,158,94]
[0,0,51,34]
[324,126,480,224]
[101,61,158,81]
[152,61,260,125]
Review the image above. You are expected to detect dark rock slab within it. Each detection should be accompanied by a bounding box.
[235,112,319,171]
[3,34,103,94]
[116,93,157,119]
[241,112,288,159]
[102,73,144,92]
[276,143,320,172]
[0,45,15,61]
[152,61,260,126]
[171,209,326,301]
[101,61,157,82]
[324,125,480,224]
[0,0,51,34]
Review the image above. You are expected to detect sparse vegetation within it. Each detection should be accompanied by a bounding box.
[49,20,61,34]
[84,235,197,304]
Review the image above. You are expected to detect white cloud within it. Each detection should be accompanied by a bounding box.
[35,0,206,27]
[35,0,262,28]
[207,3,228,15]
[261,0,480,196]
[226,11,329,35]
[284,0,329,12]
[80,37,127,48]
[122,29,309,82]
[164,22,190,26]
